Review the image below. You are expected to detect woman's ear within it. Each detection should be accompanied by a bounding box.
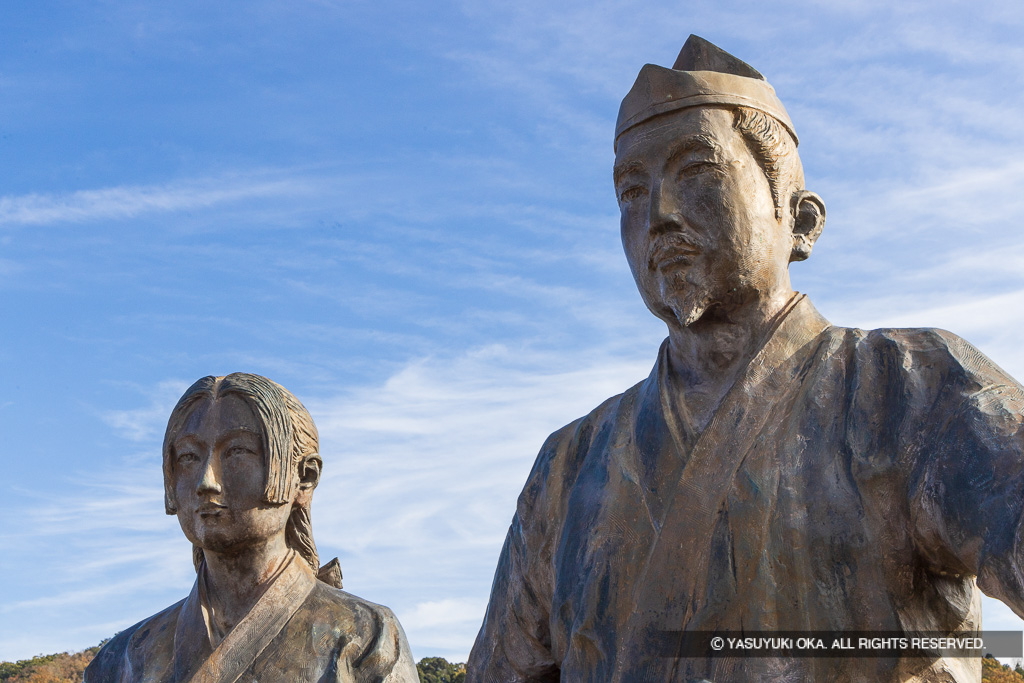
[294,453,322,505]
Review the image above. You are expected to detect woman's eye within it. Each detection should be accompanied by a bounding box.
[177,452,198,465]
[619,185,647,202]
[226,446,252,458]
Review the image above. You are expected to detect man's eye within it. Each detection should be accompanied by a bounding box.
[678,161,714,179]
[619,185,648,202]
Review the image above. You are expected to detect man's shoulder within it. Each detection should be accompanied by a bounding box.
[84,598,184,682]
[826,321,960,345]
[845,325,1013,379]
[513,372,650,527]
[817,324,1024,420]
[532,377,643,470]
[299,582,411,651]
[543,375,647,455]
[854,324,968,348]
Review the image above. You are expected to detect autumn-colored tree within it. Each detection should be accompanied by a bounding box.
[982,654,1024,682]
[0,643,102,683]
[4,645,469,683]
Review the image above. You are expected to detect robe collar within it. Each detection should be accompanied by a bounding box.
[643,292,830,463]
[614,293,831,681]
[173,549,317,683]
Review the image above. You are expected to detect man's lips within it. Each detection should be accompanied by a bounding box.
[648,239,700,272]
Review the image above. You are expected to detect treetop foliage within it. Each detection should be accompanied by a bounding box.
[0,645,467,683]
[415,656,467,683]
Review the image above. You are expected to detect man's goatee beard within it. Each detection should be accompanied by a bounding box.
[671,289,712,327]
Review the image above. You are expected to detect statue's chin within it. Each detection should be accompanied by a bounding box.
[189,527,246,555]
[651,267,714,329]
[678,300,709,327]
[660,287,711,329]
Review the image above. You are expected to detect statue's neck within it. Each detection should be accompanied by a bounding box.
[665,290,794,428]
[201,534,291,635]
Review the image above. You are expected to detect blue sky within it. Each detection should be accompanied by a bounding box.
[2,0,1024,664]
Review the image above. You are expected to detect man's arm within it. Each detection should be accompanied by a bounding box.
[467,520,559,682]
[467,424,580,683]
[901,330,1024,614]
[82,624,135,683]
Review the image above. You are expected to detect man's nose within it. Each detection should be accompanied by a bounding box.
[197,455,223,496]
[648,180,681,234]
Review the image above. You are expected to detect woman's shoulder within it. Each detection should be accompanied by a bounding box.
[83,599,184,683]
[295,582,418,682]
[299,581,406,634]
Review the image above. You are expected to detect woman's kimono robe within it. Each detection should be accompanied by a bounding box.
[85,551,417,683]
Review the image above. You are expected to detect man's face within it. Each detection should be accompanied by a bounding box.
[171,394,293,554]
[614,107,792,328]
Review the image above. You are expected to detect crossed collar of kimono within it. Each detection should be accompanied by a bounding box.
[611,292,832,681]
[656,292,831,452]
[173,549,317,683]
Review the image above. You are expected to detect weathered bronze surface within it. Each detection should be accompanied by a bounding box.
[85,373,418,683]
[468,36,1024,682]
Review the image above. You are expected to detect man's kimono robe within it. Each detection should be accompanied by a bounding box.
[468,295,1024,682]
[84,551,418,683]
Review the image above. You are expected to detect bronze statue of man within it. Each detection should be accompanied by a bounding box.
[85,373,418,683]
[468,36,1024,682]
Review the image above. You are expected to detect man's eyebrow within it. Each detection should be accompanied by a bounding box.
[613,160,645,186]
[665,135,721,165]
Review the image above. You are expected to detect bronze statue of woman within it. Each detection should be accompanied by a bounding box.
[85,373,418,683]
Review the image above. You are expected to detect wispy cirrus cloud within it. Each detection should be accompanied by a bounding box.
[0,462,194,657]
[400,598,487,652]
[100,379,191,442]
[0,171,325,227]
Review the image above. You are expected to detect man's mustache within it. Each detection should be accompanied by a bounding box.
[647,233,702,272]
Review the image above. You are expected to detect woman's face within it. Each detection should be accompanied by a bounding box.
[171,394,293,555]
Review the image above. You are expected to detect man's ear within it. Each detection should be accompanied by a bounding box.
[789,190,826,262]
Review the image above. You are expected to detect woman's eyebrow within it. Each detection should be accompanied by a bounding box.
[214,428,262,444]
[174,433,203,448]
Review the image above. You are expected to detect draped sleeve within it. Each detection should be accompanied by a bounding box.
[467,421,583,683]
[854,329,1024,615]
